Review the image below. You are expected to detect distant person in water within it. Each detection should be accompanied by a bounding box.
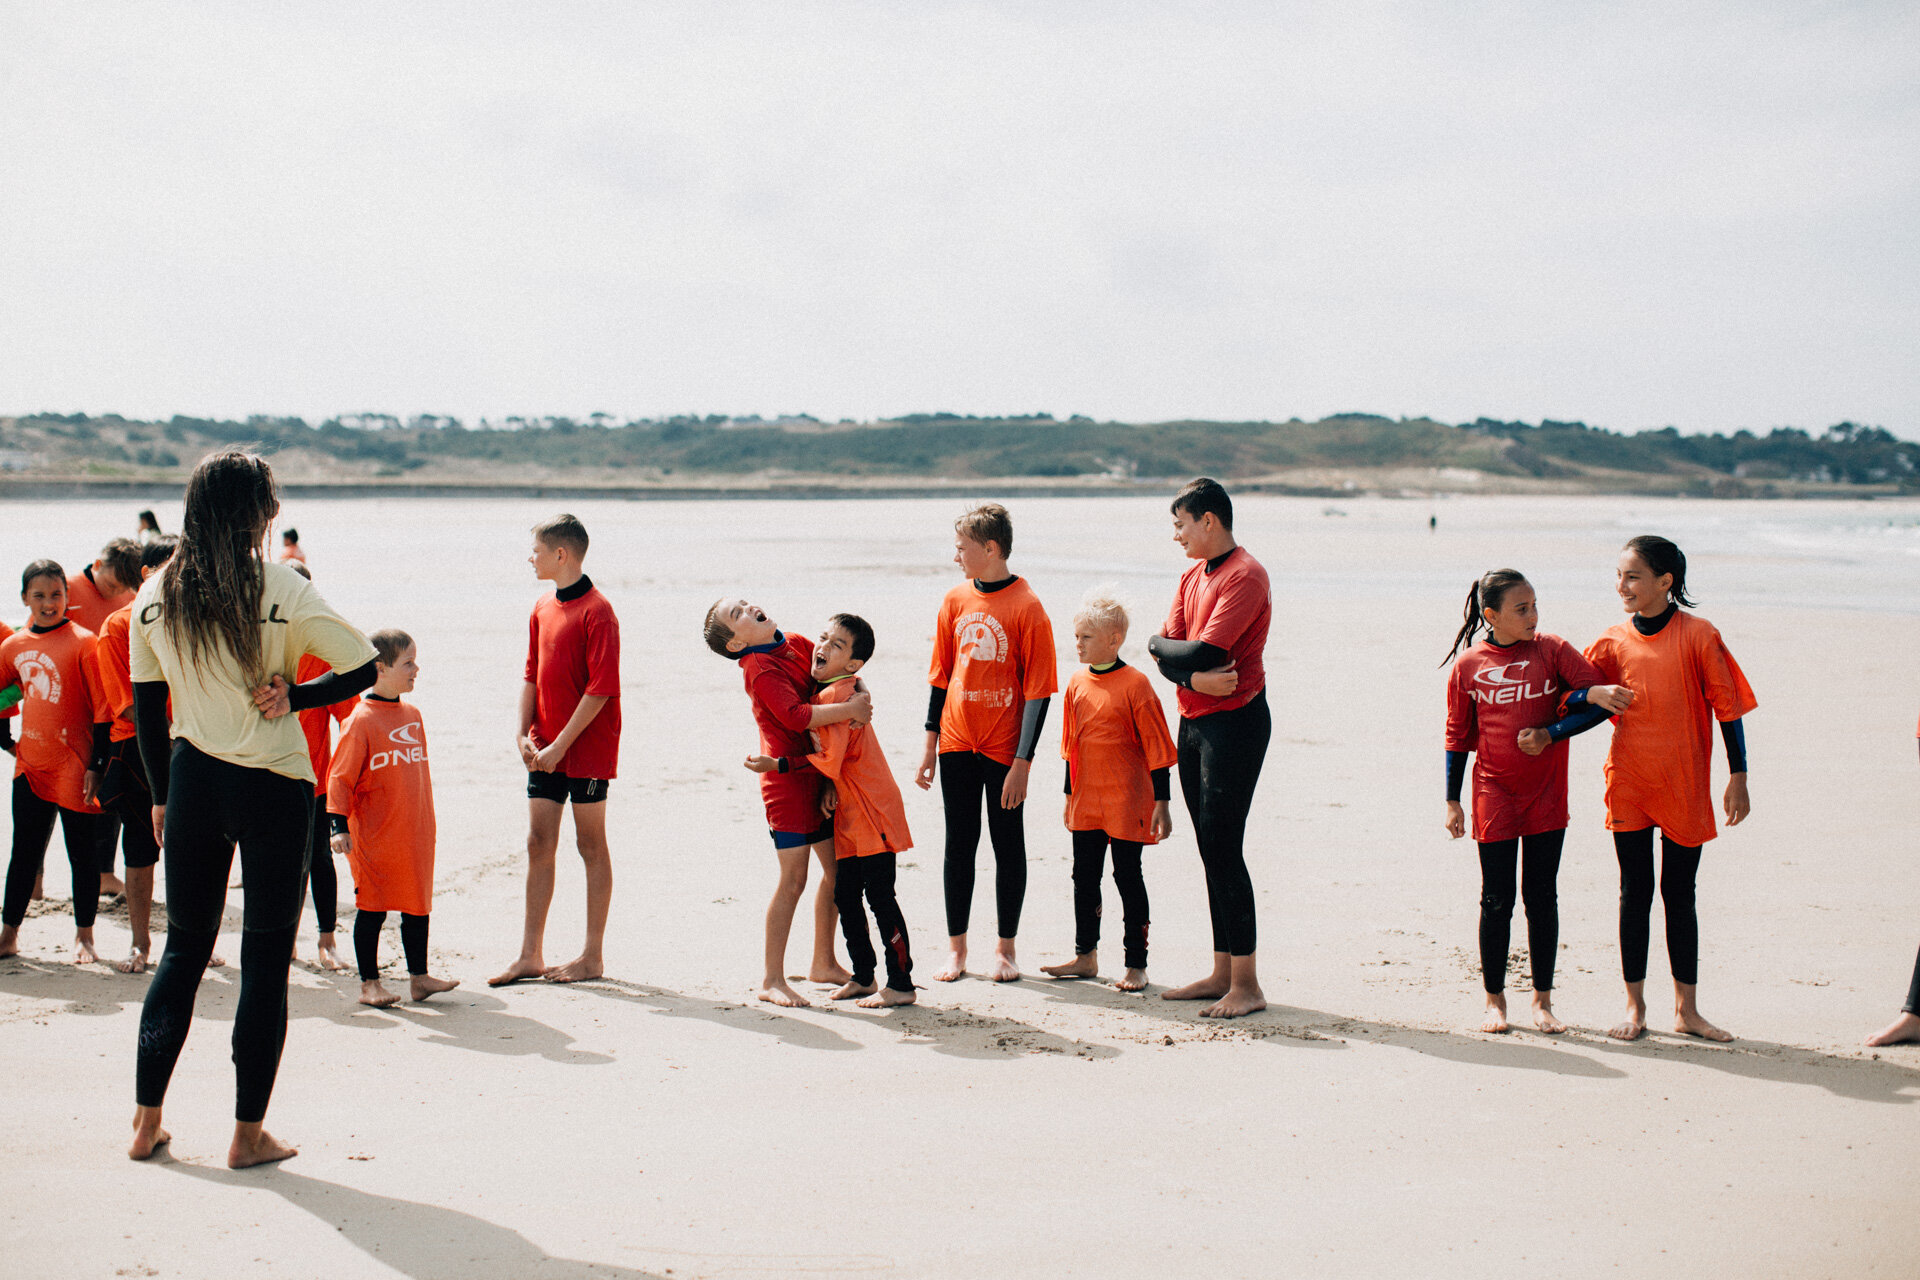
[137,510,163,545]
[1864,714,1920,1048]
[279,528,306,565]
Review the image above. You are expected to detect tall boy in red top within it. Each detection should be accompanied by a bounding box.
[914,503,1058,985]
[491,514,622,987]
[1147,478,1272,1018]
[706,598,870,1008]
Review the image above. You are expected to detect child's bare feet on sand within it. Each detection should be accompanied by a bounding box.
[1162,978,1229,1001]
[116,947,151,975]
[1532,996,1566,1034]
[986,943,1020,983]
[487,957,547,987]
[228,1123,297,1169]
[810,963,854,985]
[1675,1008,1732,1042]
[206,952,227,969]
[314,935,347,972]
[129,1109,170,1161]
[831,979,878,1000]
[1609,997,1648,1041]
[758,979,810,1007]
[1480,995,1510,1033]
[1041,952,1097,979]
[73,935,100,965]
[359,980,400,1008]
[934,945,967,982]
[1865,1012,1920,1047]
[410,974,459,1001]
[100,873,127,897]
[545,954,604,983]
[0,928,18,959]
[1114,968,1147,992]
[857,987,916,1008]
[1201,986,1266,1018]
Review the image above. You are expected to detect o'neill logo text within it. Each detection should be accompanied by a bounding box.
[1469,660,1558,705]
[370,722,427,771]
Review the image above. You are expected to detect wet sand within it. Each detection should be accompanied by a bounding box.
[2,493,1917,1278]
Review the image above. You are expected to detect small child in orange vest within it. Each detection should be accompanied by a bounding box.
[327,629,458,1008]
[748,613,916,1007]
[1042,590,1176,992]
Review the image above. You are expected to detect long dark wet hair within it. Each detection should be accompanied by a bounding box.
[1441,568,1529,665]
[1622,534,1696,608]
[160,449,280,685]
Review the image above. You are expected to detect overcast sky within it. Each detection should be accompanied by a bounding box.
[2,2,1914,435]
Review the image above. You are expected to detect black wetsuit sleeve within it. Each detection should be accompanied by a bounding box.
[287,659,378,713]
[328,812,349,837]
[1151,766,1170,802]
[1148,635,1231,685]
[1721,718,1748,773]
[925,686,947,733]
[133,681,172,799]
[1015,697,1050,762]
[1063,763,1073,795]
[1445,750,1468,802]
[89,722,111,774]
[773,757,791,774]
[0,717,12,752]
[1546,701,1615,742]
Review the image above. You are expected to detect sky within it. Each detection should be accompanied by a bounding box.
[2,2,1915,435]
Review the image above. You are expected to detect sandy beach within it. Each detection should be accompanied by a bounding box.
[3,492,1918,1279]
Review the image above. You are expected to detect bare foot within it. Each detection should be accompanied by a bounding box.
[1675,1009,1732,1042]
[100,873,127,897]
[0,935,17,959]
[359,980,400,1008]
[810,963,854,985]
[1480,997,1510,1034]
[545,955,604,983]
[986,949,1021,983]
[1161,978,1231,1002]
[831,979,879,1000]
[116,947,151,975]
[1114,968,1147,992]
[933,950,967,982]
[1531,998,1566,1034]
[228,1128,297,1169]
[758,980,810,1008]
[206,952,227,969]
[410,974,460,1001]
[1609,1005,1648,1041]
[1865,1012,1920,1047]
[314,936,348,972]
[1200,986,1267,1019]
[129,1112,170,1161]
[488,957,548,987]
[74,937,100,965]
[1041,952,1098,979]
[857,987,917,1008]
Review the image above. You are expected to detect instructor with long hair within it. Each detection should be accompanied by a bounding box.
[127,449,376,1167]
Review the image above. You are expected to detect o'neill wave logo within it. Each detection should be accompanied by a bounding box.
[1469,659,1557,705]
[1472,661,1530,688]
[15,651,61,704]
[955,612,1008,665]
[388,723,422,746]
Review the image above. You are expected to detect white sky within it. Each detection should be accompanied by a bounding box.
[2,2,1915,435]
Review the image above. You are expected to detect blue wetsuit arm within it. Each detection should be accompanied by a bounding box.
[1546,700,1615,742]
[1445,751,1468,802]
[1721,718,1747,773]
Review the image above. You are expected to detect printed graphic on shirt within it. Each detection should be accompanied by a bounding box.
[11,651,61,704]
[956,613,1005,665]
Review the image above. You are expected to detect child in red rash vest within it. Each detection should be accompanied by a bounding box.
[0,561,111,965]
[1441,568,1632,1035]
[706,596,871,1009]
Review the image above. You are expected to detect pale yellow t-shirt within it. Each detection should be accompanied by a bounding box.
[129,560,377,784]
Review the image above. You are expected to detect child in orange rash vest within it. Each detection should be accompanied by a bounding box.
[1041,590,1176,993]
[326,629,457,1008]
[748,614,916,1007]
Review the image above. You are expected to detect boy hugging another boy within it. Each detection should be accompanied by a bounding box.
[747,614,916,1007]
[704,598,869,1008]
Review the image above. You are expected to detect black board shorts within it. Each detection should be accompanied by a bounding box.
[526,771,611,805]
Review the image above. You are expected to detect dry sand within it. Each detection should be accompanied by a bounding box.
[2,493,1918,1279]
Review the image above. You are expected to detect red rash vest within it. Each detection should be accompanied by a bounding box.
[524,579,622,779]
[737,631,825,834]
[1162,546,1271,719]
[1444,634,1605,842]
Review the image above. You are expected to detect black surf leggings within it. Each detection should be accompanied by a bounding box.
[1177,691,1269,957]
[354,910,429,981]
[1476,828,1564,994]
[4,775,106,928]
[1615,826,1703,986]
[940,751,1027,939]
[304,801,339,934]
[1070,829,1149,970]
[835,853,913,992]
[136,741,311,1123]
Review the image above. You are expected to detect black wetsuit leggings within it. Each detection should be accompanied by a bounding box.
[4,775,106,928]
[1071,829,1149,970]
[1615,826,1703,986]
[136,742,311,1123]
[834,853,913,992]
[304,800,338,934]
[1177,691,1269,957]
[354,910,429,981]
[1476,829,1564,994]
[940,751,1027,939]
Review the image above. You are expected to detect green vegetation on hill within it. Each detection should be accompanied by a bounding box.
[2,410,1914,494]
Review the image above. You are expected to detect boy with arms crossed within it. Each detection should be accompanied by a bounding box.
[492,515,622,986]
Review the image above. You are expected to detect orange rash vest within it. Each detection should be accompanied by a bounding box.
[1061,662,1178,844]
[327,697,437,916]
[808,677,914,859]
[928,577,1058,765]
[0,622,108,812]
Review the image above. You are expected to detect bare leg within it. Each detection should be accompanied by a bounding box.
[359,978,400,1008]
[117,865,155,973]
[1609,979,1648,1040]
[1865,1011,1920,1047]
[0,922,20,959]
[547,801,610,983]
[1115,967,1147,992]
[1200,952,1265,1018]
[807,841,851,984]
[410,974,459,1001]
[228,1120,297,1169]
[986,937,1020,982]
[1041,950,1098,979]
[758,846,811,1007]
[1481,992,1510,1034]
[1163,951,1231,1001]
[74,927,100,965]
[1531,991,1566,1034]
[128,1105,169,1160]
[934,934,968,982]
[490,799,560,986]
[1673,980,1731,1041]
[857,986,916,1008]
[100,872,127,897]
